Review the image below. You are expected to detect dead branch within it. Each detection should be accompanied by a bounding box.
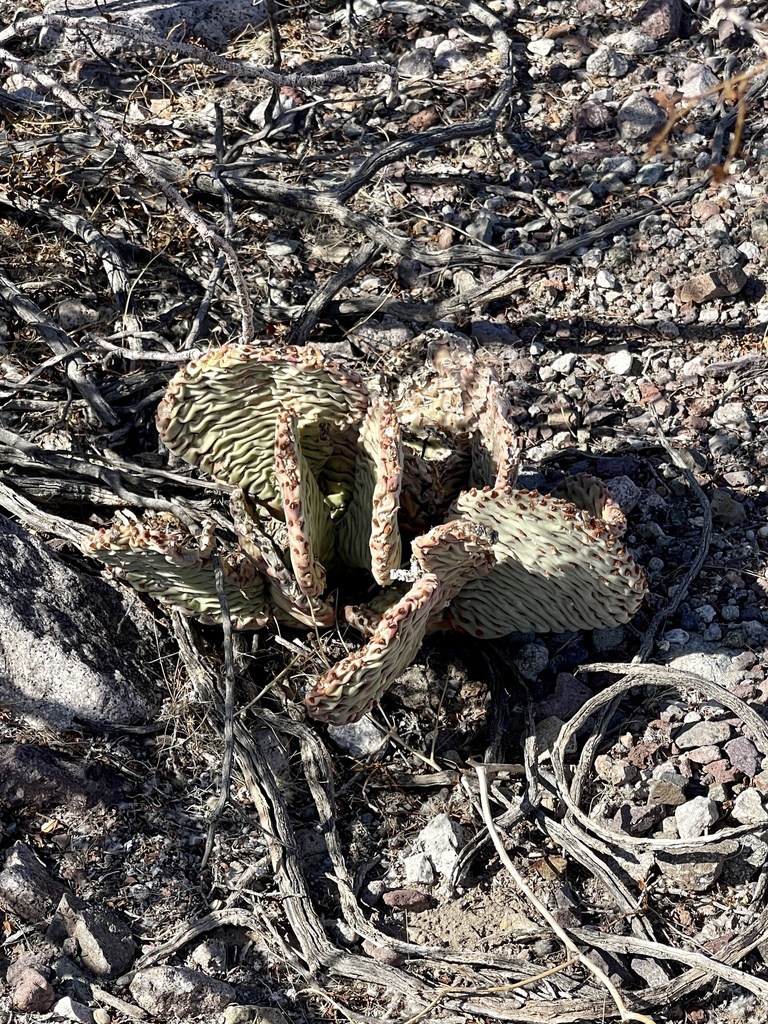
[0,46,255,346]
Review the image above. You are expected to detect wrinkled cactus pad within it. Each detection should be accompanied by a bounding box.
[83,333,648,725]
[445,487,647,637]
[82,512,269,630]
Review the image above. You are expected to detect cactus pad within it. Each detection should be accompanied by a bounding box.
[81,512,269,629]
[156,344,369,512]
[305,520,497,723]
[445,487,647,637]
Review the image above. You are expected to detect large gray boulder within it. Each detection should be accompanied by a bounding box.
[0,516,164,729]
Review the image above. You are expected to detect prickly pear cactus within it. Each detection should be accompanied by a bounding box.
[83,333,647,724]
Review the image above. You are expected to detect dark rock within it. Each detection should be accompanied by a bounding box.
[725,736,761,777]
[397,47,433,77]
[635,0,682,41]
[0,516,164,729]
[0,743,130,814]
[536,672,593,720]
[382,888,432,912]
[611,803,665,835]
[648,773,687,805]
[575,100,614,134]
[54,956,94,1005]
[721,836,768,886]
[617,93,666,140]
[130,966,236,1018]
[53,893,135,978]
[0,841,71,922]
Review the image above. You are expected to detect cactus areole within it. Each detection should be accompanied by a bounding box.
[83,335,647,724]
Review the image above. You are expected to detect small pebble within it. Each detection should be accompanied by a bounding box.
[604,348,635,375]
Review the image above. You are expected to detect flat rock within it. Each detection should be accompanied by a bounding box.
[679,267,747,303]
[648,773,687,805]
[0,516,163,729]
[402,852,435,885]
[0,743,129,813]
[686,744,723,765]
[129,966,236,1018]
[725,736,761,778]
[668,648,745,687]
[675,719,732,750]
[656,841,736,892]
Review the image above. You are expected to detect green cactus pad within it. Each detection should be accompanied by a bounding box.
[445,487,647,637]
[157,345,369,511]
[81,512,269,630]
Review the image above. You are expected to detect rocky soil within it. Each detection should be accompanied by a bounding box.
[0,0,768,1022]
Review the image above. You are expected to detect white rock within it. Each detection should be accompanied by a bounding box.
[596,269,618,290]
[732,789,768,825]
[414,813,464,881]
[550,353,577,374]
[669,650,744,688]
[327,718,387,759]
[675,796,718,839]
[527,38,555,56]
[585,46,629,77]
[616,29,657,53]
[402,853,435,885]
[53,999,95,1024]
[604,347,634,374]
